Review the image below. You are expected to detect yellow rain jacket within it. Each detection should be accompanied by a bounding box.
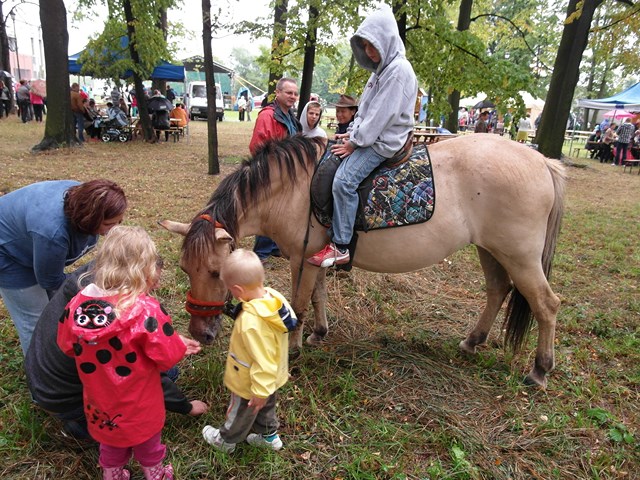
[224,287,296,400]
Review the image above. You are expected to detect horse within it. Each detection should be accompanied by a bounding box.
[160,133,566,388]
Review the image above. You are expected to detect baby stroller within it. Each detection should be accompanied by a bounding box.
[98,107,131,143]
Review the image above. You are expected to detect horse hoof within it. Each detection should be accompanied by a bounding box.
[306,332,325,346]
[523,372,547,389]
[458,340,477,355]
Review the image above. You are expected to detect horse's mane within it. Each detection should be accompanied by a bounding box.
[182,135,322,260]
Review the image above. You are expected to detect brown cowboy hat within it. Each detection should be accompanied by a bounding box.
[332,94,358,109]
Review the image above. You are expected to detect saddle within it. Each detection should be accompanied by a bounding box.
[310,140,436,232]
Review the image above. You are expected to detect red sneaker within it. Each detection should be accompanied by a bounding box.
[307,243,350,268]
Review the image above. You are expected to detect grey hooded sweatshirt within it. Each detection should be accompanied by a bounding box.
[348,5,418,158]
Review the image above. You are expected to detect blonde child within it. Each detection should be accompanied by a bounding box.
[202,249,297,452]
[57,226,202,480]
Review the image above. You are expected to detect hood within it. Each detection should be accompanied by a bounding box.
[350,5,405,75]
[300,101,326,137]
[67,284,138,344]
[240,287,297,333]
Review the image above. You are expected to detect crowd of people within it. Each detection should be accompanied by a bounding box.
[68,83,190,143]
[584,117,640,164]
[0,78,46,123]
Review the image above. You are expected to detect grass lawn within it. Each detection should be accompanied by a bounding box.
[0,118,638,479]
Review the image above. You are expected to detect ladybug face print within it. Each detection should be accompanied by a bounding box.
[74,300,116,329]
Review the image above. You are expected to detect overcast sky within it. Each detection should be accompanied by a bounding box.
[65,0,270,64]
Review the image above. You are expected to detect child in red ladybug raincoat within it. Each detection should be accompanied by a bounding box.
[58,226,203,480]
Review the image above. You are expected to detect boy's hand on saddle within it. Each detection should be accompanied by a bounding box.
[331,138,355,158]
[248,396,267,414]
[188,400,209,416]
[180,334,202,355]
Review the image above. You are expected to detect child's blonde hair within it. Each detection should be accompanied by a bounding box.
[88,225,159,314]
[220,249,264,289]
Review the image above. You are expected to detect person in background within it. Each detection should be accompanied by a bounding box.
[16,79,31,123]
[170,102,188,128]
[249,77,301,264]
[30,89,45,123]
[300,100,328,146]
[58,226,200,480]
[166,85,176,103]
[333,94,358,136]
[307,5,417,268]
[600,122,617,163]
[585,126,602,159]
[613,118,635,166]
[515,114,532,142]
[244,92,253,122]
[85,98,102,141]
[474,111,489,133]
[237,94,247,122]
[0,179,127,356]
[26,261,209,441]
[0,80,11,118]
[70,83,86,142]
[202,249,297,453]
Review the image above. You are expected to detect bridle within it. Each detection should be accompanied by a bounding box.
[184,214,234,317]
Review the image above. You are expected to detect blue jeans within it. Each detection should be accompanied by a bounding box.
[615,141,629,164]
[332,146,385,245]
[253,236,280,260]
[73,111,85,142]
[0,284,50,356]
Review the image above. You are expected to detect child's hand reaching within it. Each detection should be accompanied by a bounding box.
[180,335,202,355]
[248,396,267,414]
[188,400,209,416]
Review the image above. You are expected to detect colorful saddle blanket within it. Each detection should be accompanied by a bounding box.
[310,143,435,231]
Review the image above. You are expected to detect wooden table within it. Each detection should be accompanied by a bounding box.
[413,129,457,145]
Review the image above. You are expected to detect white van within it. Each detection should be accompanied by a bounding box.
[185,81,224,121]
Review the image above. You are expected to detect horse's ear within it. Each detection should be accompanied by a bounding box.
[214,227,233,243]
[158,219,190,236]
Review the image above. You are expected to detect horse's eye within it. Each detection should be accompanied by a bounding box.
[210,271,220,279]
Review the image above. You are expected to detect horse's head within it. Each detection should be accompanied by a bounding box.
[159,217,233,345]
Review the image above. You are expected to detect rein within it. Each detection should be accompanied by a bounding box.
[184,214,233,317]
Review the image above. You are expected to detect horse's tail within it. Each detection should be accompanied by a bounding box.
[504,157,566,352]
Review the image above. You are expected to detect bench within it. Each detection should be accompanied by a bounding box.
[622,158,640,174]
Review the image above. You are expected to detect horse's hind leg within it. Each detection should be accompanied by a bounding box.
[507,267,560,388]
[460,247,512,354]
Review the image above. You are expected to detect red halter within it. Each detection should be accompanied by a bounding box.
[184,214,230,317]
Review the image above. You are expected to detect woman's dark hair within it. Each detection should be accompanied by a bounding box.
[64,180,127,234]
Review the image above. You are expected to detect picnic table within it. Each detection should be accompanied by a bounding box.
[413,126,457,144]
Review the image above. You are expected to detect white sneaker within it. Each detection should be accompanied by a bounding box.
[246,432,283,451]
[202,425,236,453]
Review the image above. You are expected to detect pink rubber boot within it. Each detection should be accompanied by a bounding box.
[141,463,174,480]
[102,466,130,480]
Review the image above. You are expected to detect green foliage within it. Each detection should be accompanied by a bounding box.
[72,0,179,82]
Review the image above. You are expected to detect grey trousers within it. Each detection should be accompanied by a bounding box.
[220,392,279,444]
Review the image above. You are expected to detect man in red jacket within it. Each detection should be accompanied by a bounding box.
[248,78,302,263]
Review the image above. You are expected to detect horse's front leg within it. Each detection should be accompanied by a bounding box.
[289,260,324,350]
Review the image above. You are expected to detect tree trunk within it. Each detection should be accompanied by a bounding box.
[0,2,15,114]
[446,0,473,133]
[123,0,153,142]
[151,8,168,94]
[33,0,74,151]
[202,0,220,175]
[298,3,318,118]
[535,0,603,158]
[266,0,288,100]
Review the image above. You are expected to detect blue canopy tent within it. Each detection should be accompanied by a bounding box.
[577,82,640,110]
[68,36,185,81]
